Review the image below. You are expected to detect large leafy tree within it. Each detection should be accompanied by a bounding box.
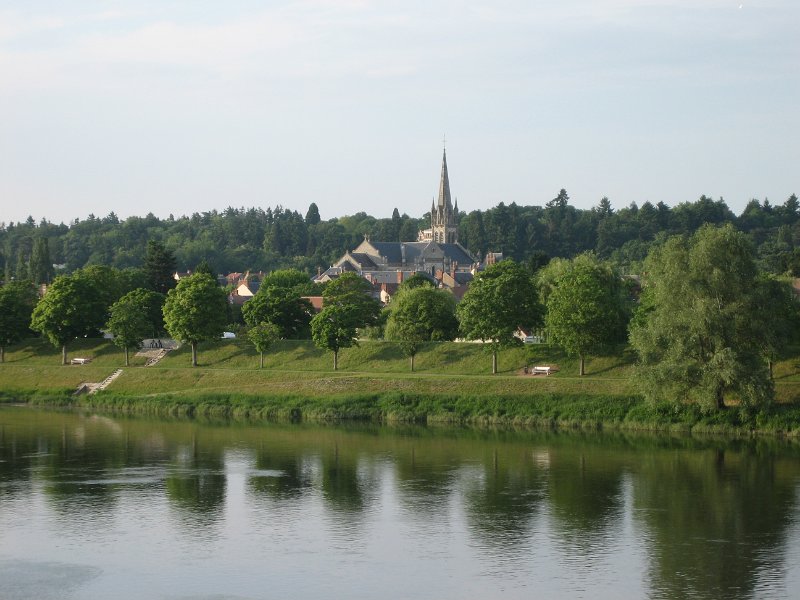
[0,281,37,362]
[242,286,313,339]
[30,274,106,364]
[71,265,140,327]
[107,288,164,366]
[456,259,543,374]
[163,273,228,367]
[385,286,458,371]
[310,273,380,370]
[259,268,321,296]
[543,254,629,376]
[630,224,775,412]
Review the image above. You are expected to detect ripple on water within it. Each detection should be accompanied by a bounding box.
[0,559,101,600]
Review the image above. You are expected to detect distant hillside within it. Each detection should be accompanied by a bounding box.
[1,192,798,279]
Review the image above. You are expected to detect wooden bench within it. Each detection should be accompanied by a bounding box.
[70,357,92,365]
[531,366,552,376]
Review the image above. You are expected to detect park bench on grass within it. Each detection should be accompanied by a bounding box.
[70,357,92,365]
[531,366,552,376]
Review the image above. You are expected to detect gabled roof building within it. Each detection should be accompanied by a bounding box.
[315,149,478,287]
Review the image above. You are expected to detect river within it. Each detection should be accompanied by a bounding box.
[1,406,799,599]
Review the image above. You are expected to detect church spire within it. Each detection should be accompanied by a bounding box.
[437,148,452,211]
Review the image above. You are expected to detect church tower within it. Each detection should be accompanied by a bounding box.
[420,148,459,244]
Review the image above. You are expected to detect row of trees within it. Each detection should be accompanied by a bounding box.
[236,224,797,412]
[1,223,795,414]
[3,193,799,284]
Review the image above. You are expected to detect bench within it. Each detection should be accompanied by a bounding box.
[71,357,92,365]
[531,366,552,376]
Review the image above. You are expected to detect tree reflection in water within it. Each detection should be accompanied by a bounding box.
[0,409,799,599]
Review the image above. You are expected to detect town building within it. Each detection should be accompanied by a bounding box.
[315,149,482,294]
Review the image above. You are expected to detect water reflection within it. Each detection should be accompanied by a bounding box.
[0,407,799,600]
[166,433,227,525]
[633,441,798,600]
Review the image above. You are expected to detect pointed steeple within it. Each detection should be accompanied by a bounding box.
[437,149,452,211]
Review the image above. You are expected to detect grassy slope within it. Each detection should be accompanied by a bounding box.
[2,338,800,433]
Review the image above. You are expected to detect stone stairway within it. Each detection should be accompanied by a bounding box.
[91,369,123,394]
[144,349,170,367]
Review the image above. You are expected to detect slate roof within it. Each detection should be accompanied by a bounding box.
[350,253,378,269]
[368,242,404,264]
[452,271,474,285]
[365,241,474,267]
[438,243,475,265]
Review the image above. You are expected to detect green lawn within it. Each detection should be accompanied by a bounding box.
[2,338,799,405]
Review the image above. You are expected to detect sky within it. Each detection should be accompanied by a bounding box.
[0,0,797,225]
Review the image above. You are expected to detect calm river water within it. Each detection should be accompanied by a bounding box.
[1,406,800,599]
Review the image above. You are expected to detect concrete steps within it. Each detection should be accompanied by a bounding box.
[144,349,170,367]
[92,369,123,393]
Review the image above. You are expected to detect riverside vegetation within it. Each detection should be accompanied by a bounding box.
[3,337,800,436]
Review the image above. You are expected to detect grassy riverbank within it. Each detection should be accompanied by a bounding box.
[2,338,800,435]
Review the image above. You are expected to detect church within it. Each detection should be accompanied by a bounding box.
[314,149,481,291]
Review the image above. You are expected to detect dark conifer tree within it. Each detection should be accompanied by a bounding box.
[144,240,177,294]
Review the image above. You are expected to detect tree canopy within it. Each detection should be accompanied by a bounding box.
[630,224,778,412]
[248,321,282,368]
[107,288,161,366]
[30,273,106,364]
[310,273,381,370]
[456,259,543,374]
[162,273,228,366]
[2,192,799,280]
[0,281,37,362]
[241,285,313,339]
[542,254,629,376]
[385,286,458,370]
[145,240,177,294]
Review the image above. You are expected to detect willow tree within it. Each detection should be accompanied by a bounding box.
[630,224,776,412]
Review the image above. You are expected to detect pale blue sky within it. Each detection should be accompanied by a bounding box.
[1,0,797,224]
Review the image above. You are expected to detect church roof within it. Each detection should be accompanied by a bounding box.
[438,243,474,265]
[362,240,474,266]
[350,253,378,268]
[368,242,404,263]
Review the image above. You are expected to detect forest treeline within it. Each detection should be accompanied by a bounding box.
[2,191,798,282]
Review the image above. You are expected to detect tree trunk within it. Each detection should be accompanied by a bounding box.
[715,386,725,410]
[410,354,415,372]
[191,342,198,367]
[260,351,264,369]
[579,355,585,377]
[492,350,497,375]
[62,344,67,366]
[768,358,773,380]
[0,346,4,363]
[333,350,338,371]
[124,346,129,367]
